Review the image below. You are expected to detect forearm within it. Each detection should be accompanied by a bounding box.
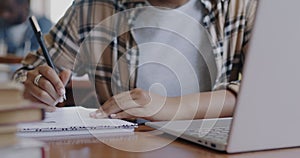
[155,90,236,121]
[193,90,236,119]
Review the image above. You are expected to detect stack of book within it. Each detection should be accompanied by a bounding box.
[0,82,47,158]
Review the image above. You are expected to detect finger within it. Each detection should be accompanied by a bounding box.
[59,69,72,86]
[102,91,141,112]
[29,82,58,106]
[103,99,141,116]
[113,91,135,104]
[37,65,66,96]
[24,76,58,105]
[101,98,120,112]
[110,108,145,119]
[101,91,132,111]
[24,92,57,112]
[110,112,133,119]
[37,76,62,101]
[25,69,63,105]
[26,69,40,85]
[99,98,124,117]
[89,108,108,119]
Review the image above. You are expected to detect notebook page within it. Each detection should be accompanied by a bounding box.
[17,106,137,137]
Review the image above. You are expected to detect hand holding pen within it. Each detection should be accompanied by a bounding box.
[22,16,71,111]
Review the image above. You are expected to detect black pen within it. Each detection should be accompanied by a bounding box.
[29,16,66,100]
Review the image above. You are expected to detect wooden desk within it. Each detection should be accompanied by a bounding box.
[42,126,300,158]
[0,55,23,64]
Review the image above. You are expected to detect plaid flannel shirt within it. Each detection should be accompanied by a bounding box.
[14,0,258,104]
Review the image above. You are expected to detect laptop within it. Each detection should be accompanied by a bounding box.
[146,0,300,153]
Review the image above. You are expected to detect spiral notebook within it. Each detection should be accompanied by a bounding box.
[17,106,137,138]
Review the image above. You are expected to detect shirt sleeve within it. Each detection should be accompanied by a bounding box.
[229,0,258,95]
[213,0,258,96]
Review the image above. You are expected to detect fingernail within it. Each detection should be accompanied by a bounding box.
[110,114,117,118]
[89,111,96,117]
[58,97,64,103]
[59,88,65,96]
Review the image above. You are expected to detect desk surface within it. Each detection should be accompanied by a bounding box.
[0,55,23,64]
[43,126,300,158]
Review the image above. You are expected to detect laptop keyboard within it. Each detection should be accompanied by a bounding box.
[184,127,230,144]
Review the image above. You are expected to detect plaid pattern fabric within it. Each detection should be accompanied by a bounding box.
[14,0,258,104]
[201,0,258,90]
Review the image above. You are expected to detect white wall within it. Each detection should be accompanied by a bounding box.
[49,0,74,23]
[30,0,73,23]
[30,0,50,17]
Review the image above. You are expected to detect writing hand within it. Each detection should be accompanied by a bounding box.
[23,65,71,111]
[90,88,183,121]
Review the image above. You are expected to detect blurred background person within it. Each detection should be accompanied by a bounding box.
[0,0,53,57]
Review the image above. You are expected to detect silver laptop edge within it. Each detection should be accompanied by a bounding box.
[146,118,232,151]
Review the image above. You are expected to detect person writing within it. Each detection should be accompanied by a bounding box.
[13,0,258,121]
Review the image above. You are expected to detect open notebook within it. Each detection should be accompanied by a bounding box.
[17,106,137,137]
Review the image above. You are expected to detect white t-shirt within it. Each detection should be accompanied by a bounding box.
[132,0,217,97]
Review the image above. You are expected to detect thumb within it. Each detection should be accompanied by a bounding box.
[111,108,145,119]
[59,69,72,86]
[111,110,134,119]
